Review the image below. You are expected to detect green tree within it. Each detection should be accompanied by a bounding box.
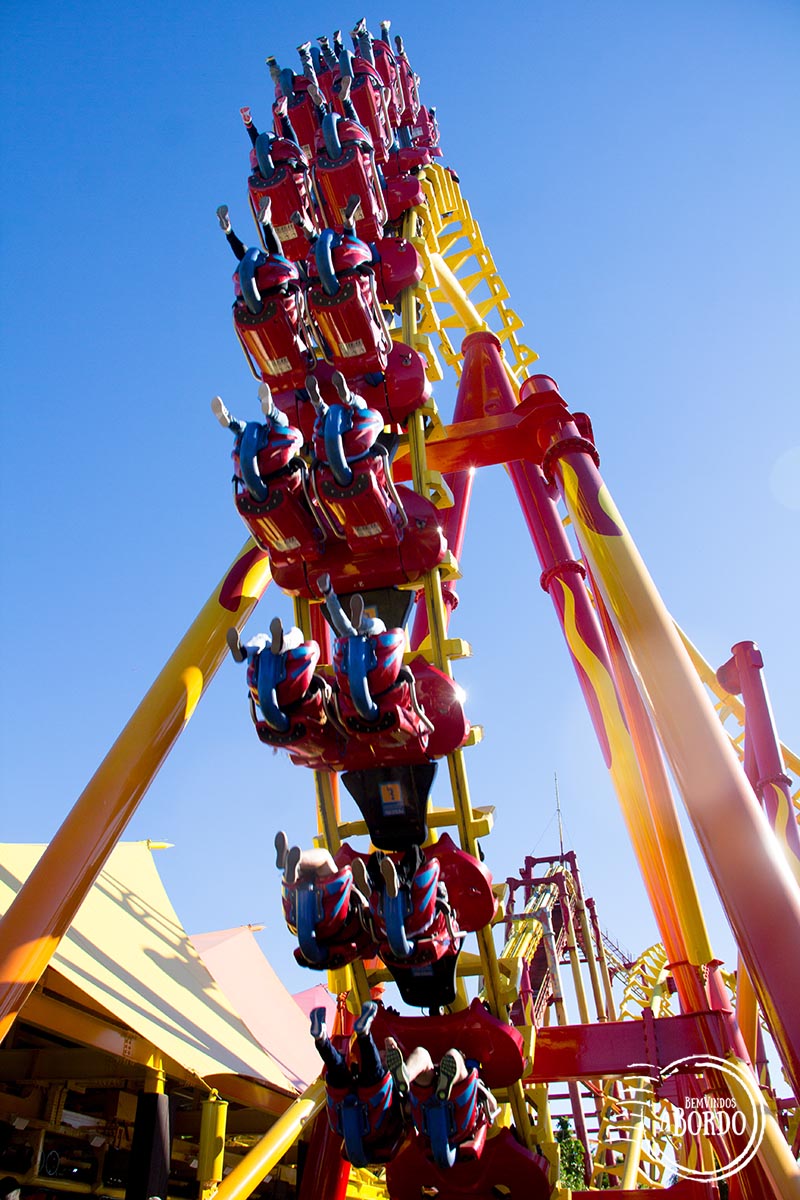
[555,1115,587,1189]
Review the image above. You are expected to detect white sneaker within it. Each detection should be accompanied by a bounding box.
[211,395,231,427]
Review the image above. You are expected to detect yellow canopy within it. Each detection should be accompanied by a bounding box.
[0,842,298,1099]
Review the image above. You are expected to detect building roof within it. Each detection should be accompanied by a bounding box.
[0,842,301,1100]
[191,926,323,1089]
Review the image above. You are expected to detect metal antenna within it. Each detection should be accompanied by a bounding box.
[555,772,565,857]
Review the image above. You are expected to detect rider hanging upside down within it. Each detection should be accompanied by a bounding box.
[211,388,326,566]
[318,572,433,742]
[274,831,376,969]
[216,201,317,392]
[311,1000,404,1166]
[351,846,459,963]
[216,199,283,259]
[383,1037,500,1169]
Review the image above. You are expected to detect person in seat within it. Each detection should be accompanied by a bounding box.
[383,1039,499,1166]
[274,831,375,969]
[312,1000,404,1165]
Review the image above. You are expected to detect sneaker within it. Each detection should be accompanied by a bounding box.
[380,20,391,40]
[351,855,371,899]
[435,1051,459,1102]
[308,81,325,107]
[226,626,246,663]
[380,855,400,900]
[354,999,378,1036]
[269,615,284,655]
[331,369,351,404]
[297,40,311,55]
[350,593,366,633]
[385,1036,410,1097]
[265,56,282,84]
[279,67,295,99]
[351,17,367,37]
[257,381,274,416]
[215,204,231,233]
[211,394,231,427]
[305,373,325,412]
[343,193,362,227]
[274,830,289,869]
[478,1079,500,1122]
[338,74,352,103]
[258,195,272,225]
[285,844,302,885]
[310,1006,327,1040]
[240,106,253,125]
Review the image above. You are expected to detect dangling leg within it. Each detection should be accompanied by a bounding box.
[380,854,400,899]
[240,106,259,147]
[211,395,246,435]
[341,195,362,237]
[216,205,247,261]
[340,86,358,121]
[331,368,366,410]
[225,626,247,663]
[384,1037,416,1097]
[257,196,284,256]
[284,844,302,886]
[435,1048,469,1102]
[397,844,425,889]
[385,1040,435,1096]
[297,40,328,111]
[272,94,300,143]
[476,1078,500,1123]
[316,35,337,71]
[350,855,371,903]
[311,1008,352,1087]
[337,50,359,122]
[351,17,375,66]
[353,1001,383,1085]
[305,374,327,416]
[297,40,318,85]
[275,830,289,870]
[258,382,289,426]
[265,56,282,87]
[317,572,358,638]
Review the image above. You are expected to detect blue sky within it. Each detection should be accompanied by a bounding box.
[1,0,798,999]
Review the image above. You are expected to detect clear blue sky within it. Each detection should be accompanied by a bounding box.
[1,0,798,998]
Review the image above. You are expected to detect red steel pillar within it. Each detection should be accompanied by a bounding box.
[522,383,800,1100]
[717,640,800,885]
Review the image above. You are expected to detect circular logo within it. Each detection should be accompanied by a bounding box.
[620,1054,766,1183]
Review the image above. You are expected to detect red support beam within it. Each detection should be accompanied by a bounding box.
[527,1010,735,1082]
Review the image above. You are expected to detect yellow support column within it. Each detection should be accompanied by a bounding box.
[399,249,533,1148]
[0,540,272,1041]
[198,1091,229,1198]
[212,1080,326,1200]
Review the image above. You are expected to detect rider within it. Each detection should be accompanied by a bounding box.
[216,198,284,259]
[383,1038,499,1160]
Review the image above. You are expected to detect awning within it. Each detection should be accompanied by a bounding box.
[0,843,298,1098]
[191,926,323,1090]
